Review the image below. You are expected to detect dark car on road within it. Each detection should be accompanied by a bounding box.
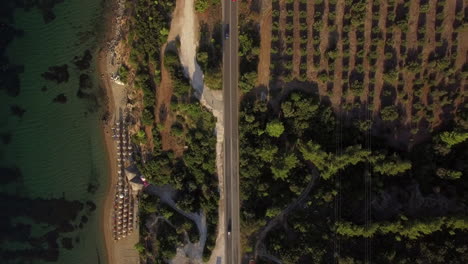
[225,24,229,39]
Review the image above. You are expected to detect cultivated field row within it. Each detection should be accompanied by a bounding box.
[268,0,467,139]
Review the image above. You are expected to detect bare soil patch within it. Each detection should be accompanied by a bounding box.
[256,1,272,88]
[156,47,184,157]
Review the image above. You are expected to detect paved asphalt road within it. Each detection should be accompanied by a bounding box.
[222,0,240,264]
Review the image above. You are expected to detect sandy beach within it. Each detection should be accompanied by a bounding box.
[97,0,140,263]
[98,47,118,264]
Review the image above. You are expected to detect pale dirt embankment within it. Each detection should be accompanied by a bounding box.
[164,0,226,263]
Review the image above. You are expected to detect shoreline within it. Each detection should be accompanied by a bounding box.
[96,0,120,263]
[99,50,118,264]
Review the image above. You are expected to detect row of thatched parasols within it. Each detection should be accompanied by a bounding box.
[112,187,134,240]
[111,119,135,241]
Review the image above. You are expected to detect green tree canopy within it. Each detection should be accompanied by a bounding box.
[439,131,468,147]
[266,120,285,138]
[372,153,412,176]
[271,153,298,180]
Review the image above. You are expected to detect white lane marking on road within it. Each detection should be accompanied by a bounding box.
[229,2,234,263]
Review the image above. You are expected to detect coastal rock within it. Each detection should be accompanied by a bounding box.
[52,93,67,104]
[41,86,48,92]
[41,64,69,84]
[10,105,26,117]
[73,50,93,71]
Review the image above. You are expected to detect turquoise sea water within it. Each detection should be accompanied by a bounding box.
[1,1,109,263]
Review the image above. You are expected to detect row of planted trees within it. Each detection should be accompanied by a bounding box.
[268,0,466,136]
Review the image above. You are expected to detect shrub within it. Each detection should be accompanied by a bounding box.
[205,68,222,90]
[380,106,399,121]
[436,168,462,180]
[134,242,145,255]
[355,120,372,132]
[195,0,215,12]
[142,108,154,125]
[117,64,130,83]
[239,71,257,93]
[318,72,330,82]
[373,155,412,176]
[350,80,364,96]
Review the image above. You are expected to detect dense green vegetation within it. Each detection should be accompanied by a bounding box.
[245,4,468,263]
[137,92,219,261]
[126,0,176,135]
[239,91,468,263]
[238,19,260,93]
[195,0,219,13]
[125,0,219,262]
[197,22,223,90]
[165,48,192,98]
[137,195,181,262]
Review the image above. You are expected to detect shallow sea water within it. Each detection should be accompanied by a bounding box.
[0,0,109,263]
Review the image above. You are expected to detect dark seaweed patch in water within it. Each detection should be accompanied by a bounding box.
[10,104,26,117]
[1,247,60,262]
[79,73,92,90]
[86,200,97,212]
[77,73,97,107]
[0,194,84,228]
[73,49,93,71]
[87,182,98,194]
[0,22,24,97]
[52,93,67,103]
[11,0,66,24]
[61,237,74,250]
[41,64,69,84]
[0,166,21,184]
[96,247,101,264]
[0,63,24,97]
[0,193,86,262]
[41,85,47,92]
[0,132,12,144]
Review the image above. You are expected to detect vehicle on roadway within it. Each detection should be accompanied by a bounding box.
[225,24,229,39]
[227,219,232,236]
